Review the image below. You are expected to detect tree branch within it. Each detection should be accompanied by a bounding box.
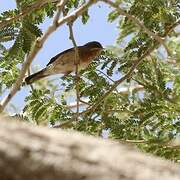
[119,139,180,149]
[26,53,35,91]
[0,0,65,112]
[81,46,155,116]
[68,22,80,120]
[0,0,98,113]
[97,69,115,83]
[0,116,180,180]
[102,0,172,56]
[56,0,97,26]
[80,20,179,116]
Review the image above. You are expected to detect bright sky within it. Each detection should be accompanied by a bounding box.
[1,1,118,113]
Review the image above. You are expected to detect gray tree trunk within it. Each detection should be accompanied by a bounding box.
[0,115,179,180]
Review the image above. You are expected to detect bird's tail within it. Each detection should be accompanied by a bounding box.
[25,68,49,85]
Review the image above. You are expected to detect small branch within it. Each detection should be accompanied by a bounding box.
[96,69,115,83]
[119,85,144,95]
[68,101,88,109]
[102,0,172,56]
[79,99,90,106]
[0,0,98,113]
[96,69,119,93]
[68,85,144,109]
[57,0,97,26]
[0,0,59,29]
[68,22,80,120]
[52,111,81,128]
[119,139,159,144]
[26,52,34,91]
[161,20,180,37]
[119,139,180,149]
[53,120,73,128]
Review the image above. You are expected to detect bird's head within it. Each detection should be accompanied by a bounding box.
[84,41,103,51]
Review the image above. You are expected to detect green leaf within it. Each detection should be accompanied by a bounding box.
[81,11,90,24]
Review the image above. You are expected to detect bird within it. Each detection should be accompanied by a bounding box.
[25,41,103,85]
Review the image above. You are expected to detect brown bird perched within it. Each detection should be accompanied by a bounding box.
[25,41,103,84]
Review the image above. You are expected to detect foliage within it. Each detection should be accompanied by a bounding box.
[0,0,180,162]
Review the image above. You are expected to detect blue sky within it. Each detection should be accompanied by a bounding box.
[1,0,119,112]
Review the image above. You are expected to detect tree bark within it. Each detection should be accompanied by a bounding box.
[0,116,179,180]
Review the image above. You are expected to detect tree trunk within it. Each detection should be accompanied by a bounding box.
[0,116,179,180]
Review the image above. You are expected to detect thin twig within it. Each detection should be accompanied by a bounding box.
[102,0,172,56]
[57,0,97,26]
[118,139,180,149]
[68,101,88,109]
[96,69,119,93]
[68,22,80,120]
[96,69,115,83]
[0,0,97,112]
[27,68,34,91]
[68,85,144,109]
[26,52,34,92]
[52,120,73,128]
[79,99,90,106]
[161,21,180,37]
[52,112,79,128]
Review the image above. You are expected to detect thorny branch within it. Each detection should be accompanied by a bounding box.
[102,0,172,56]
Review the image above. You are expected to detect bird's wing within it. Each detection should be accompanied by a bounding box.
[46,47,74,66]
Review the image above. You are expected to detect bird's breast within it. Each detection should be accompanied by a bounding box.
[80,48,101,63]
